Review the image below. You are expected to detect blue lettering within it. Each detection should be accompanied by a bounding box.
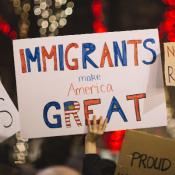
[58,44,64,71]
[142,38,157,65]
[25,47,41,72]
[113,41,127,66]
[43,101,62,128]
[107,96,128,122]
[82,43,98,69]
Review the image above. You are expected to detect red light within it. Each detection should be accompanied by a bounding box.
[1,23,11,34]
[159,0,175,42]
[9,31,17,40]
[93,21,107,32]
[162,0,175,6]
[103,131,126,152]
[164,8,175,19]
[0,16,17,39]
[168,31,175,41]
[92,1,103,16]
[92,0,107,33]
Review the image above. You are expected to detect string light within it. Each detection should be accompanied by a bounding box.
[92,0,107,33]
[33,0,74,37]
[11,0,31,38]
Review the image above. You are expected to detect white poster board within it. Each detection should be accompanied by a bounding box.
[0,81,20,142]
[13,29,167,139]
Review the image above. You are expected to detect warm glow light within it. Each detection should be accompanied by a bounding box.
[92,0,107,33]
[103,131,126,152]
[159,1,175,41]
[0,16,17,39]
[162,0,175,6]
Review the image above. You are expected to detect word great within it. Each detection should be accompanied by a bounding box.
[43,93,146,128]
[19,39,157,73]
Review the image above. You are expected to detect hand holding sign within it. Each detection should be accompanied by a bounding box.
[86,116,107,142]
[0,81,20,142]
[85,115,107,154]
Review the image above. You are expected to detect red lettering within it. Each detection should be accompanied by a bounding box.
[42,46,57,72]
[84,99,101,124]
[127,40,142,66]
[126,93,146,121]
[65,43,79,70]
[19,49,27,73]
[100,42,114,67]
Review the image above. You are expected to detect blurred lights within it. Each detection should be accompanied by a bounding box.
[34,0,74,37]
[0,17,17,39]
[159,1,175,41]
[103,130,126,152]
[92,0,103,17]
[11,0,31,38]
[93,21,107,33]
[162,0,175,6]
[92,0,107,33]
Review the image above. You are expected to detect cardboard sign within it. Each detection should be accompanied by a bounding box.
[164,42,175,86]
[13,29,167,138]
[0,81,20,142]
[116,130,175,175]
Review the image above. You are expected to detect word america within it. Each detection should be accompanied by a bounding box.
[19,39,157,73]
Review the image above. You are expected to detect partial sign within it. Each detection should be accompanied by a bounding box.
[13,29,167,138]
[164,42,175,86]
[0,81,20,142]
[116,130,175,175]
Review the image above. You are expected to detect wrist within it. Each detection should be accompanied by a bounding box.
[85,134,99,143]
[85,141,97,154]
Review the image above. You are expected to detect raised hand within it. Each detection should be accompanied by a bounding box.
[85,115,107,154]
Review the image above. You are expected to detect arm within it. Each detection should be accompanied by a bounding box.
[85,115,107,154]
[83,116,116,175]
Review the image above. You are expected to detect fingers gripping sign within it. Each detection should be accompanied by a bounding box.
[86,115,108,143]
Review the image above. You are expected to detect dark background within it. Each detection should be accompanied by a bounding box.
[0,0,167,174]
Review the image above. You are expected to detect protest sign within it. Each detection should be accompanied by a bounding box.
[13,29,167,138]
[164,42,175,86]
[116,130,175,175]
[0,81,20,142]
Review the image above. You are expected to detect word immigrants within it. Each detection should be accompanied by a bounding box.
[19,39,157,73]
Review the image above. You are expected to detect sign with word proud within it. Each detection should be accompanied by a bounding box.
[116,130,175,175]
[13,29,167,138]
[164,42,175,86]
[0,81,20,142]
